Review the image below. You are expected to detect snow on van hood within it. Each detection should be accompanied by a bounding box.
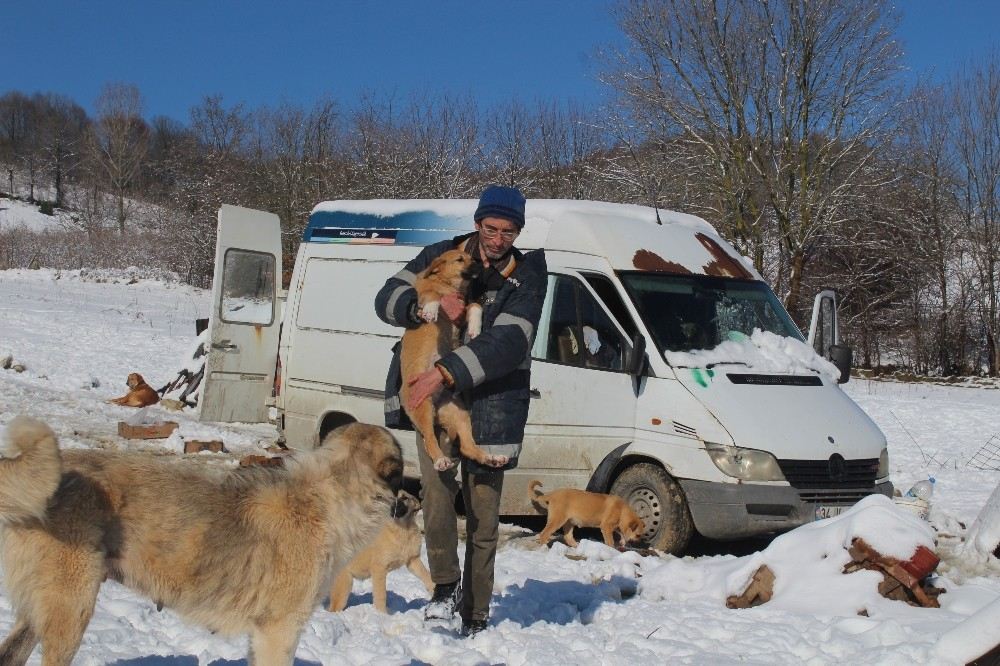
[666,330,884,459]
[665,329,842,384]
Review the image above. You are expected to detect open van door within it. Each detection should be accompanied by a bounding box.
[807,289,838,354]
[808,289,852,383]
[199,205,282,423]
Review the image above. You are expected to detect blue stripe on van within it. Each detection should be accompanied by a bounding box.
[304,210,469,245]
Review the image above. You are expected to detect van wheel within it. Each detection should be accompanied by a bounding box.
[611,463,693,555]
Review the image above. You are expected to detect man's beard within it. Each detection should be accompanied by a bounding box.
[483,246,507,260]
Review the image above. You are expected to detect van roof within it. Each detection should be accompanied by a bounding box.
[307,199,760,280]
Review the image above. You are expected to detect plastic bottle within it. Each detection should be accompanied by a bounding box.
[905,477,936,501]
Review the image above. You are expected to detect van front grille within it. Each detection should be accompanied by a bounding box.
[797,489,875,504]
[776,457,879,490]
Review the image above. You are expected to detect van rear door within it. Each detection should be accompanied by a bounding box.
[199,205,282,423]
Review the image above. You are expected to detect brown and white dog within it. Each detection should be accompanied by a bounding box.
[327,490,433,614]
[529,480,646,549]
[0,418,405,665]
[401,249,507,471]
[108,372,160,407]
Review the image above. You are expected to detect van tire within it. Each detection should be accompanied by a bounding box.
[611,463,693,555]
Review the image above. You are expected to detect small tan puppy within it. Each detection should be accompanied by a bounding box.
[327,490,433,613]
[401,249,507,471]
[108,372,160,407]
[529,480,646,548]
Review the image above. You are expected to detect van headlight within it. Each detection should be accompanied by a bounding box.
[878,447,889,478]
[706,443,786,481]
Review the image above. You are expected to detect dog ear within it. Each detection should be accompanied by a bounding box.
[426,255,449,277]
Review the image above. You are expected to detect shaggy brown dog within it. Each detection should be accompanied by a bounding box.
[529,480,646,548]
[0,417,404,666]
[327,490,433,614]
[401,248,508,471]
[108,372,160,407]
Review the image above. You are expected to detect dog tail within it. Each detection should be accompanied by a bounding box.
[0,417,62,523]
[527,479,549,509]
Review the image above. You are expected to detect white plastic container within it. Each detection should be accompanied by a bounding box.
[905,477,936,501]
[895,477,934,520]
[893,495,930,520]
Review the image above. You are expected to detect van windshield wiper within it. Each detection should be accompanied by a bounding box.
[705,361,749,369]
[669,360,749,370]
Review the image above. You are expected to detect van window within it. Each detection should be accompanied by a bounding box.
[812,295,836,358]
[536,275,627,372]
[620,273,802,354]
[582,273,638,339]
[220,248,275,326]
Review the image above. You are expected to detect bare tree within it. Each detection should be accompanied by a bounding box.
[191,94,249,156]
[407,94,479,198]
[252,98,343,254]
[482,100,538,190]
[36,93,89,207]
[954,57,1000,375]
[0,92,41,200]
[88,83,149,234]
[896,83,964,373]
[534,101,609,199]
[607,0,903,321]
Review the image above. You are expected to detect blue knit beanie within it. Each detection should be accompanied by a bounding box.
[474,184,526,229]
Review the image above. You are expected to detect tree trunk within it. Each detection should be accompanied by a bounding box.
[117,193,126,235]
[784,251,806,326]
[988,331,998,377]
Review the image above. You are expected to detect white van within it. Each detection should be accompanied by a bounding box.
[201,200,891,553]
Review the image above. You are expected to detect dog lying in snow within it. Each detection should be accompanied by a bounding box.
[108,372,160,407]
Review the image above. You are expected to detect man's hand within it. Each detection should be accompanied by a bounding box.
[407,368,444,410]
[439,292,466,323]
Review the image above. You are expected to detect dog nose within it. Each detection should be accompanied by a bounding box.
[390,497,410,519]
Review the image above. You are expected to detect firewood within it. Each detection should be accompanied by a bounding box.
[239,454,284,468]
[726,565,775,609]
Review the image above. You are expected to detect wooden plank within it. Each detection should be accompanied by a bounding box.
[118,421,179,440]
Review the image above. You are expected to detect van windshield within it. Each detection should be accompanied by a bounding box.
[619,273,803,354]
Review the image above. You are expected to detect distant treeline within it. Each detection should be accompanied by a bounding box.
[2,0,1000,377]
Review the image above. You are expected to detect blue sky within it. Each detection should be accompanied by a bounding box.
[3,1,1000,122]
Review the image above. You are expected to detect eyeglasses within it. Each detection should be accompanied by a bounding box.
[478,223,519,241]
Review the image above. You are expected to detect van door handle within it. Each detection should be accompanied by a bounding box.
[212,340,238,352]
[529,389,541,398]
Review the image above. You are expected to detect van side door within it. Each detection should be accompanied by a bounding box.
[508,271,639,511]
[200,205,282,423]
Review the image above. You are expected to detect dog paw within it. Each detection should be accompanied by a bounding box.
[433,456,457,471]
[421,301,440,322]
[466,304,483,338]
[484,454,509,468]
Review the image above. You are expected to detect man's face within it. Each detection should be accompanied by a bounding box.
[476,217,520,261]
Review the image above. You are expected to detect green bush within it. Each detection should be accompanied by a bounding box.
[38,200,55,216]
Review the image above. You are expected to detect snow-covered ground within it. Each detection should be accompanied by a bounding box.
[0,268,998,665]
[0,197,72,232]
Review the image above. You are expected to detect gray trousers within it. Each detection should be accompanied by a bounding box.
[416,431,504,622]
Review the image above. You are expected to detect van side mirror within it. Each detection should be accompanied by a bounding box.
[829,344,852,384]
[627,333,647,376]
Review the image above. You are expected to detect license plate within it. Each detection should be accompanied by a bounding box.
[814,505,845,521]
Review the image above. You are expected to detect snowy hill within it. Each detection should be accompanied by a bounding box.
[0,196,73,232]
[0,268,998,664]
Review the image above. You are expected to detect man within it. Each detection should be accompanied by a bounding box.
[374,185,546,637]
